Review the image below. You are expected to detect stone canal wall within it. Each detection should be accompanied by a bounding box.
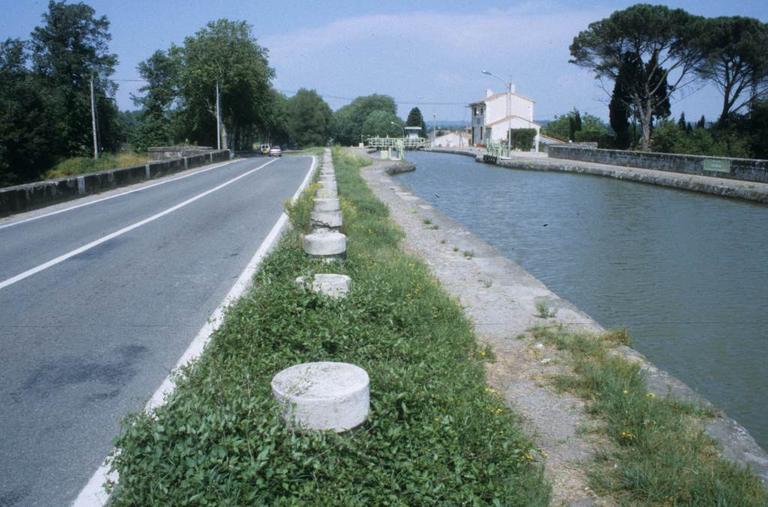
[479,153,768,204]
[0,150,231,217]
[548,145,768,184]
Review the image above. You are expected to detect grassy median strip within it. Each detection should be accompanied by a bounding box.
[533,326,767,506]
[109,148,550,505]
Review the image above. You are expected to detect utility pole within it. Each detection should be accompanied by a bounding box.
[215,80,222,150]
[90,75,98,160]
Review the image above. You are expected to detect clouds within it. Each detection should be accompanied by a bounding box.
[262,5,609,120]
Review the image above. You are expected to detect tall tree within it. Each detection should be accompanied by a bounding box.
[286,89,332,147]
[405,107,427,137]
[609,53,635,149]
[30,1,118,156]
[263,89,291,146]
[331,94,397,145]
[0,39,56,184]
[176,19,273,150]
[694,17,768,124]
[330,105,355,145]
[361,111,402,138]
[132,49,180,150]
[570,4,703,150]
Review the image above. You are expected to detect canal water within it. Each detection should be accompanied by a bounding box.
[399,151,768,450]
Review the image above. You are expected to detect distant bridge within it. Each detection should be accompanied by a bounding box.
[366,137,429,150]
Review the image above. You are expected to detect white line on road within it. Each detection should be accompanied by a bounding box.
[0,158,278,292]
[0,158,241,231]
[72,154,319,507]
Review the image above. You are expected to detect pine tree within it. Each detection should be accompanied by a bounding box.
[406,107,427,138]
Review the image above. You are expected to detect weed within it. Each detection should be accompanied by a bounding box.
[45,152,148,179]
[535,302,557,319]
[463,250,475,259]
[453,246,459,252]
[532,326,767,506]
[285,182,319,233]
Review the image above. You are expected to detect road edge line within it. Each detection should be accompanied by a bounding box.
[72,154,319,507]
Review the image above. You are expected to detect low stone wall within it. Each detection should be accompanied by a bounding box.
[148,145,215,161]
[0,150,231,217]
[549,145,768,184]
[426,147,483,158]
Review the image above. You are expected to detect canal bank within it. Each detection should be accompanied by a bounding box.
[359,150,768,502]
[428,147,768,204]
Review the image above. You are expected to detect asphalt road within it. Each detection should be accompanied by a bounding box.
[0,155,313,506]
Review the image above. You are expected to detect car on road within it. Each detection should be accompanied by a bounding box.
[269,146,282,157]
[259,143,270,155]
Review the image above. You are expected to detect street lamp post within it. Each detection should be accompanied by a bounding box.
[390,121,405,138]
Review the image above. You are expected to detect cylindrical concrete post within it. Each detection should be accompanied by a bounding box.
[303,231,346,258]
[310,210,343,230]
[317,187,338,199]
[272,362,369,432]
[313,198,340,212]
[295,273,351,299]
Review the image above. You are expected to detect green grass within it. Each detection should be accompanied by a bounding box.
[45,152,148,179]
[534,302,556,319]
[108,147,550,505]
[533,326,767,506]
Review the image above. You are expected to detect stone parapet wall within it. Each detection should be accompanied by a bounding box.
[0,150,231,217]
[548,145,768,184]
[148,145,216,161]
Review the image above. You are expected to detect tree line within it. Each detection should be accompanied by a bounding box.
[0,1,431,186]
[568,4,768,157]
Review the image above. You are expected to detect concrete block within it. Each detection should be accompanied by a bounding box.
[320,180,337,192]
[311,210,343,230]
[271,361,369,432]
[313,197,340,212]
[295,273,352,299]
[316,187,338,199]
[303,231,346,257]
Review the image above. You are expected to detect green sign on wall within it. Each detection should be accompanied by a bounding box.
[702,159,732,174]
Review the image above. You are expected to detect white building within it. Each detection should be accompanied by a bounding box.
[433,131,470,148]
[404,126,422,139]
[469,87,541,150]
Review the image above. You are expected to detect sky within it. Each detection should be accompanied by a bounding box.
[2,0,768,123]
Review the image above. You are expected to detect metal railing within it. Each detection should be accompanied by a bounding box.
[366,137,429,150]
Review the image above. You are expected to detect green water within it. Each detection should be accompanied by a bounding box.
[400,151,768,450]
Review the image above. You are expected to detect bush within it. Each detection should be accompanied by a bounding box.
[509,128,537,151]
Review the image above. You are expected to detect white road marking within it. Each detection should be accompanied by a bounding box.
[72,154,318,507]
[0,158,278,292]
[0,158,241,231]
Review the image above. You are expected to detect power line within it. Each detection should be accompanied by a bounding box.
[112,79,505,109]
